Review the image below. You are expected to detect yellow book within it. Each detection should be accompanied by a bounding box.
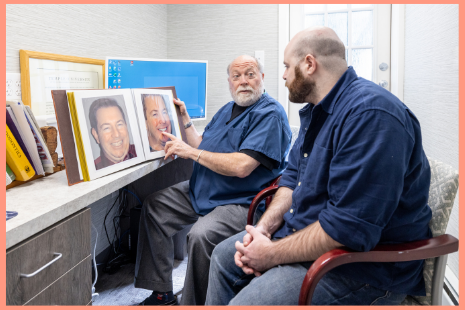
[67,92,90,181]
[6,124,35,181]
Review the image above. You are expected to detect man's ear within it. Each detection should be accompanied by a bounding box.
[261,73,265,80]
[91,128,100,144]
[304,54,317,75]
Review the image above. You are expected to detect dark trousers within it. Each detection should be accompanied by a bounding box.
[134,181,251,305]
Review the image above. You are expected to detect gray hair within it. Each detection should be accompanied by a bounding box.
[226,56,264,75]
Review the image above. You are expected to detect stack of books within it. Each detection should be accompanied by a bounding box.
[6,101,56,186]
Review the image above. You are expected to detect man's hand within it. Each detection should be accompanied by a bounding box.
[162,132,196,160]
[242,225,271,247]
[173,98,190,123]
[234,225,277,275]
[234,225,271,277]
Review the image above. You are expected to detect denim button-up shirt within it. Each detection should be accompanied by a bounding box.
[275,67,432,295]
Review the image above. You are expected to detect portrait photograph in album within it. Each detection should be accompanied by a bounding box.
[132,88,182,160]
[72,89,144,180]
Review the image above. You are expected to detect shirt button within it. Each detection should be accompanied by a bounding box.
[304,153,308,157]
[290,209,294,213]
[298,182,301,186]
[305,128,308,130]
[293,228,296,232]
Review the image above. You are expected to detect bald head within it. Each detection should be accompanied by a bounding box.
[290,26,347,72]
[227,55,263,75]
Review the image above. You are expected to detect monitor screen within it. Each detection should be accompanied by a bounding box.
[106,57,208,120]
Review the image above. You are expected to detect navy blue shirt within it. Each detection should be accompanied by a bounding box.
[189,93,291,216]
[275,67,432,295]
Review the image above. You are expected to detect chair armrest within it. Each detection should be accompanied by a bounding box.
[298,234,459,305]
[270,176,282,187]
[247,185,279,225]
[265,176,281,209]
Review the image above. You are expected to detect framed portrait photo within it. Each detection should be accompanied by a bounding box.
[132,88,182,160]
[71,89,144,180]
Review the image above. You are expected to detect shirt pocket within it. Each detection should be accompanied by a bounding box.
[227,127,244,151]
[306,143,333,194]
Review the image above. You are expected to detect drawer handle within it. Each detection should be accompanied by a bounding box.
[20,253,63,278]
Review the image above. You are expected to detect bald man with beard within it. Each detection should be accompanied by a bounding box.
[206,27,432,305]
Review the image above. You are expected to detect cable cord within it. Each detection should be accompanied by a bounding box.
[91,223,99,301]
[104,192,124,253]
[122,188,142,206]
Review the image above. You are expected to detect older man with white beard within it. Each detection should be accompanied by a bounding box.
[134,55,291,306]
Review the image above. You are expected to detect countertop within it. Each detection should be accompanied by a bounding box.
[6,157,172,249]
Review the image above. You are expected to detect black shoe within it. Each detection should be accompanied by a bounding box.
[139,292,177,306]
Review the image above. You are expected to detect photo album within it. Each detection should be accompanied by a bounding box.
[52,86,183,185]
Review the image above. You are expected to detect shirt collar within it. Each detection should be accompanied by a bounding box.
[99,144,136,166]
[300,66,358,116]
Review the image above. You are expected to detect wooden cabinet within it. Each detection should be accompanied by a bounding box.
[25,256,91,305]
[6,208,91,305]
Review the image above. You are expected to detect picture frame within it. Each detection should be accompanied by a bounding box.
[132,88,182,160]
[71,89,145,180]
[20,50,105,117]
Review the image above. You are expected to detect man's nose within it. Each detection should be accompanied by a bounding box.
[239,74,249,85]
[160,114,167,124]
[112,126,121,138]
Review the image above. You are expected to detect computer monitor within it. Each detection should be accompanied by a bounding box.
[105,57,208,120]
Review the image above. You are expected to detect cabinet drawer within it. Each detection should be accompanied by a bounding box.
[6,208,91,305]
[25,255,92,305]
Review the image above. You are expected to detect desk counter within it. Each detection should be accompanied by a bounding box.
[6,157,172,249]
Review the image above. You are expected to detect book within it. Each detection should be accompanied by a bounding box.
[23,104,54,173]
[6,124,35,181]
[7,101,45,176]
[6,164,16,186]
[52,87,185,185]
[6,107,36,172]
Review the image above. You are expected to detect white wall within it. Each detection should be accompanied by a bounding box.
[6,4,168,255]
[6,4,168,72]
[167,4,280,129]
[403,4,459,279]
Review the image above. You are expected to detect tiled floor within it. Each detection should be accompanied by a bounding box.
[93,257,188,305]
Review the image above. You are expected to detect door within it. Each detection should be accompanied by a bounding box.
[285,4,391,126]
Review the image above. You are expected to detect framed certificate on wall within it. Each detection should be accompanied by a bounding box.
[20,50,105,117]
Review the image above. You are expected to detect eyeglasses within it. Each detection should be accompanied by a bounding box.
[230,72,258,81]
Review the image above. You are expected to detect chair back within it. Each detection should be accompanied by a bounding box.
[402,157,458,305]
[290,126,300,149]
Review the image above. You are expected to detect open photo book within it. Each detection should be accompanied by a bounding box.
[52,87,184,185]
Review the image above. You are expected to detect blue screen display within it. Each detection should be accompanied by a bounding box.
[107,59,207,119]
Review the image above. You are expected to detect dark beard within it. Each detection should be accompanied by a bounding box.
[288,65,316,103]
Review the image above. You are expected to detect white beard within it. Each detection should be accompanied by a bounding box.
[230,80,264,107]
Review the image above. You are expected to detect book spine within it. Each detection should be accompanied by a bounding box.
[6,163,16,185]
[6,107,36,171]
[67,92,90,181]
[6,124,36,181]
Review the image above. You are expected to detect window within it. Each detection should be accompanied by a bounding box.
[281,4,391,126]
[303,4,375,81]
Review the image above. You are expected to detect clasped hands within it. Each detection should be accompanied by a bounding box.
[234,225,276,277]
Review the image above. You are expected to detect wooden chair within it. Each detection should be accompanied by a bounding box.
[247,157,459,305]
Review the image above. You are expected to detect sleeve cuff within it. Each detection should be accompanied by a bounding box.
[279,173,296,190]
[319,206,383,252]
